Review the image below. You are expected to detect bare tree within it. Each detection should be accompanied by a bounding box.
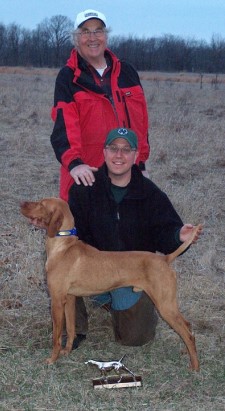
[19,29,33,66]
[0,23,7,64]
[39,15,73,66]
[5,23,22,65]
[210,35,225,73]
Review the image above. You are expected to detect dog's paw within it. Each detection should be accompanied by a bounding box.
[60,347,72,356]
[45,357,56,365]
[188,362,200,372]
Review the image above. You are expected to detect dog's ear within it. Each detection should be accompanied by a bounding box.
[47,209,63,238]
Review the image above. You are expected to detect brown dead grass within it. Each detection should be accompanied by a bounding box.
[0,67,225,411]
[0,66,59,76]
[139,71,225,85]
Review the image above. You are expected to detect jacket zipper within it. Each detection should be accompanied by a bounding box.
[122,95,131,128]
[115,206,122,250]
[115,90,130,128]
[103,95,119,125]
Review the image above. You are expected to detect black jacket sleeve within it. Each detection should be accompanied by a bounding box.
[146,184,183,254]
[68,183,93,244]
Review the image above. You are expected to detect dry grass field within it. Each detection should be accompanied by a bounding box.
[0,67,225,411]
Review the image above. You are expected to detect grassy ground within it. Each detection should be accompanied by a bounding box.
[0,67,225,410]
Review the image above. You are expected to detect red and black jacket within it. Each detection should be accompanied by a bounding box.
[51,48,150,200]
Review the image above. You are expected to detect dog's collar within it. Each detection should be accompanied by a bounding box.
[56,228,78,237]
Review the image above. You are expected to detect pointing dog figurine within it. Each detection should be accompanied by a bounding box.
[85,355,136,382]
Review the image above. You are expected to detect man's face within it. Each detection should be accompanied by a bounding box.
[76,19,107,63]
[103,138,138,181]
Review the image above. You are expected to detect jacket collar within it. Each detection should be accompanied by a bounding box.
[98,163,147,200]
[66,48,122,97]
[66,48,119,74]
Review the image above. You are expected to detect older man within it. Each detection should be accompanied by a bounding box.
[50,9,149,201]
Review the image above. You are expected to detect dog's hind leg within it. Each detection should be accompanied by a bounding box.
[60,294,76,356]
[164,309,199,371]
[144,285,199,371]
[158,304,199,370]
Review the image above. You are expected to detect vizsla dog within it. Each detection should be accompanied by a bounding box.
[20,198,201,370]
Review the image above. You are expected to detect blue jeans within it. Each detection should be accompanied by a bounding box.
[90,287,142,310]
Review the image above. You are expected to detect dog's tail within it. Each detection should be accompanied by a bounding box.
[165,224,202,264]
[119,354,126,363]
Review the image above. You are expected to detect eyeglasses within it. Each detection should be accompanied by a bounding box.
[105,145,136,155]
[77,29,106,39]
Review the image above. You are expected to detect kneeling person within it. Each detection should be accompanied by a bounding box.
[68,128,199,346]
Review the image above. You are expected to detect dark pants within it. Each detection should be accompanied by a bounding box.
[76,293,157,346]
[111,292,157,346]
[75,297,88,335]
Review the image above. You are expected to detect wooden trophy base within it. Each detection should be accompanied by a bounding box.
[93,374,142,389]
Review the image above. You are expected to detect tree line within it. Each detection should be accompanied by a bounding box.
[0,15,225,73]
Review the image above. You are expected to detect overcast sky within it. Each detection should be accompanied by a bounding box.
[1,0,225,43]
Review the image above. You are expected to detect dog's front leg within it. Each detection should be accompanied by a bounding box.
[60,294,76,356]
[45,299,65,364]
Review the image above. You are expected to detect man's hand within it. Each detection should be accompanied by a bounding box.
[179,224,203,243]
[70,164,98,186]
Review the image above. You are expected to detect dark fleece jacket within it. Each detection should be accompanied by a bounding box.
[68,164,184,255]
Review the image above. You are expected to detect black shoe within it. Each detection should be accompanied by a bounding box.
[62,334,86,350]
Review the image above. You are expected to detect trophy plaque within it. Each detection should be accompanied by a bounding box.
[85,355,142,389]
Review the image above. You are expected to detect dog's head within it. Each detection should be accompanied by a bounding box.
[20,198,66,237]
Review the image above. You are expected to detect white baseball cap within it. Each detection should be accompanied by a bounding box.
[75,9,107,29]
